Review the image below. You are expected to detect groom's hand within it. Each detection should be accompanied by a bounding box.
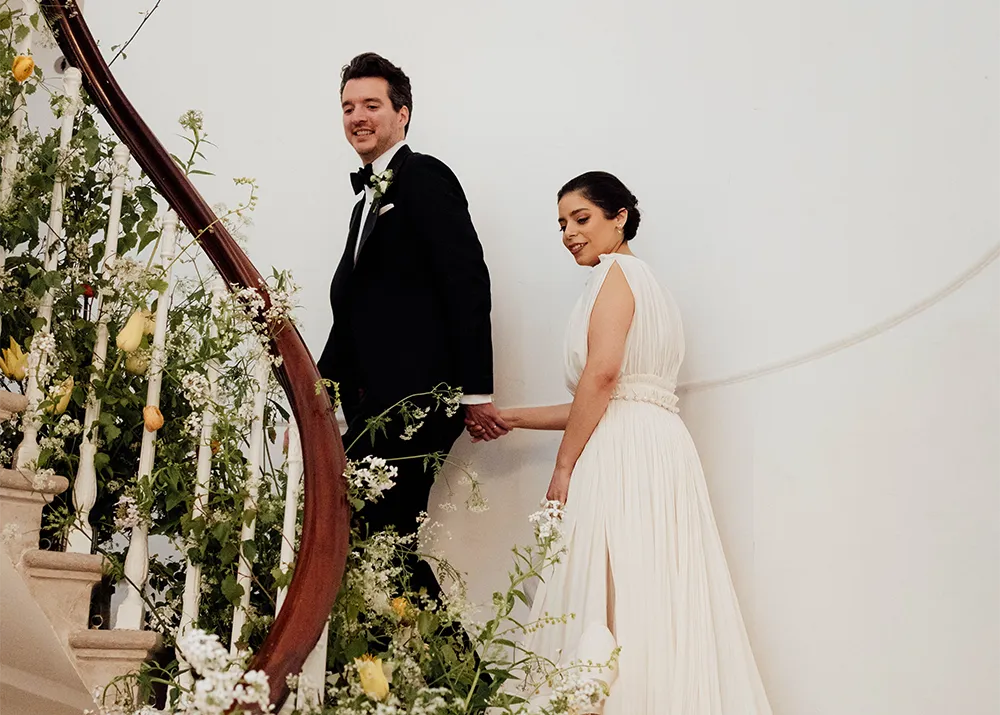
[464,403,511,442]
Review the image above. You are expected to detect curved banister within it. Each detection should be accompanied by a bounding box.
[38,3,351,711]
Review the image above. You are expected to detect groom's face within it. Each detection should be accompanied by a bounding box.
[342,77,409,164]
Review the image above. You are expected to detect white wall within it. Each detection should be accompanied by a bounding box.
[82,2,999,712]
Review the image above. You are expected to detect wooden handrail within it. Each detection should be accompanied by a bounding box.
[38,3,351,711]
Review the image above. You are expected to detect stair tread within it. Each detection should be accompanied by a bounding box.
[69,628,163,651]
[0,466,70,495]
[22,548,105,574]
[0,390,28,414]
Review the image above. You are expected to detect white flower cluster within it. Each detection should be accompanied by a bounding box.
[171,629,272,714]
[100,256,162,299]
[541,672,611,715]
[183,412,203,440]
[114,493,144,531]
[263,276,299,325]
[345,530,413,618]
[31,467,57,491]
[233,286,266,326]
[39,414,83,457]
[0,266,15,293]
[443,393,462,417]
[180,371,212,412]
[345,455,398,504]
[26,330,57,393]
[529,500,566,546]
[400,406,428,441]
[66,238,93,283]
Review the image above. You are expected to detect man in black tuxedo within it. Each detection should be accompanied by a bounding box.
[318,53,509,600]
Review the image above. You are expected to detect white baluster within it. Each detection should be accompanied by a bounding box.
[176,279,224,689]
[230,351,269,653]
[275,419,302,613]
[280,622,330,715]
[273,419,328,715]
[67,143,131,554]
[115,211,178,631]
[14,66,83,471]
[0,0,35,210]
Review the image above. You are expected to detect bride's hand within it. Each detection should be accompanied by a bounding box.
[466,407,516,442]
[546,467,572,505]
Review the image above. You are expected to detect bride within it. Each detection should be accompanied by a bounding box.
[467,171,772,714]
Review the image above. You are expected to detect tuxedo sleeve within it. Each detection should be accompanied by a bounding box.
[408,158,494,396]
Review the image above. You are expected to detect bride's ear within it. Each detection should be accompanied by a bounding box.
[616,208,628,228]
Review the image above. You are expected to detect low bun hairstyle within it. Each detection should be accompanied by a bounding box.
[558,171,641,241]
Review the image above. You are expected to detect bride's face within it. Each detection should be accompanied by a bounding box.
[558,192,625,267]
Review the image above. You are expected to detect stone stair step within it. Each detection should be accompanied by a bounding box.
[68,628,164,700]
[0,467,70,562]
[0,389,28,420]
[21,549,106,640]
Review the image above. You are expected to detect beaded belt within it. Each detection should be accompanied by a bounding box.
[610,374,679,413]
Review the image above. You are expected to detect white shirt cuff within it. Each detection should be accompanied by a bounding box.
[460,394,493,405]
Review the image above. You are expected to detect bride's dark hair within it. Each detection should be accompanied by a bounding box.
[558,171,641,241]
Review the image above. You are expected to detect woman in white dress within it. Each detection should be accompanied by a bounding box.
[469,172,772,714]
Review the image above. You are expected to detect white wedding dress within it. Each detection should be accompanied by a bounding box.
[524,253,772,714]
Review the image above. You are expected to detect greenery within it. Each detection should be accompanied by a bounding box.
[1,5,617,714]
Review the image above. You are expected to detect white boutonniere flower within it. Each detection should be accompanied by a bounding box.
[370,169,393,206]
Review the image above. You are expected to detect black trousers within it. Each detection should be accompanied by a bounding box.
[343,402,464,600]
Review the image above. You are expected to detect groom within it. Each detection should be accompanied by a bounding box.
[318,52,508,598]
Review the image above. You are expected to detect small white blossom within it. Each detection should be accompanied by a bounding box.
[345,455,398,504]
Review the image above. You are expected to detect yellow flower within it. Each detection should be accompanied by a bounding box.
[124,350,151,376]
[143,311,156,335]
[354,654,390,701]
[391,596,413,624]
[12,55,34,83]
[116,310,147,353]
[143,405,164,432]
[48,376,74,415]
[0,338,28,381]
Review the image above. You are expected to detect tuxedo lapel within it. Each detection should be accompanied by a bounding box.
[354,145,413,263]
[332,198,365,308]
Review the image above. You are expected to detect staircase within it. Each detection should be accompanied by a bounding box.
[0,390,162,714]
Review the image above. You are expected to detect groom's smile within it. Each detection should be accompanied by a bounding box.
[342,76,410,164]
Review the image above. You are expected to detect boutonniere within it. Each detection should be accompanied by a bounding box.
[370,169,393,206]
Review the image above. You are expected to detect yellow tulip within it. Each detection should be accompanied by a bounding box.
[125,350,151,376]
[116,310,147,353]
[12,55,34,83]
[49,376,74,415]
[354,654,390,701]
[143,405,164,432]
[0,338,28,381]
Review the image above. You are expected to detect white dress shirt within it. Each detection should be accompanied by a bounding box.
[352,140,492,407]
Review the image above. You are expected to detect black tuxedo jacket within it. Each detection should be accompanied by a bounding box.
[317,145,494,422]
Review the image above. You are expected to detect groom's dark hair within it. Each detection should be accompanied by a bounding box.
[340,52,413,135]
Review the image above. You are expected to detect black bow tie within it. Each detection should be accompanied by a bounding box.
[350,163,374,195]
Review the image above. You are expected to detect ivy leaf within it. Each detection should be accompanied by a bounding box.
[165,487,184,513]
[417,611,439,638]
[212,521,231,543]
[219,542,238,565]
[241,539,257,564]
[344,635,368,661]
[270,564,294,589]
[220,573,243,605]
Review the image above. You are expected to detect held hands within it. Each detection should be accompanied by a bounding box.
[464,402,512,442]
